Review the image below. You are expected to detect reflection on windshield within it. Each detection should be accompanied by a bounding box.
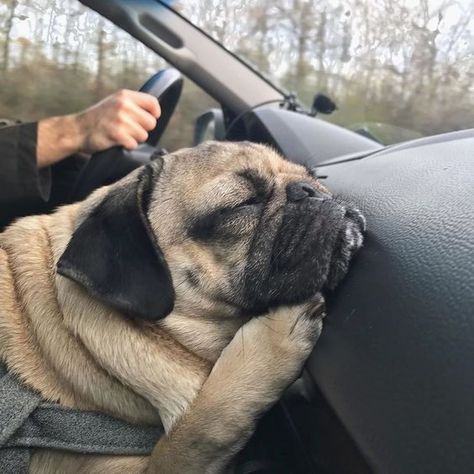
[174,0,473,143]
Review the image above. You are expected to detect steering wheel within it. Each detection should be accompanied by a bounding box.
[71,68,183,202]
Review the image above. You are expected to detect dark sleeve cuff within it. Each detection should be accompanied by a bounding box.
[0,122,51,204]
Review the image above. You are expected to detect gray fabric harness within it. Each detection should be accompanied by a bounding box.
[0,363,163,473]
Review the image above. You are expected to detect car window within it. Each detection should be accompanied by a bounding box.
[175,0,474,144]
[0,0,217,151]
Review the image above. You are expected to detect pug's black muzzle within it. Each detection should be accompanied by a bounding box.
[243,191,366,313]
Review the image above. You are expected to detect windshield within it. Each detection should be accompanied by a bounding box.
[173,0,473,144]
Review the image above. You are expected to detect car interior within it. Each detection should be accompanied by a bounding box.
[11,0,473,472]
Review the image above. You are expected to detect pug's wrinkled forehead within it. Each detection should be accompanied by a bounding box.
[166,141,324,188]
[147,141,328,236]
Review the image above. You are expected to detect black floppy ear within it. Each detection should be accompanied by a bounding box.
[57,162,174,320]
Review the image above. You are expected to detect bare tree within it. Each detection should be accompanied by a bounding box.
[1,0,18,72]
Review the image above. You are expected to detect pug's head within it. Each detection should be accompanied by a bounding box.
[58,142,365,321]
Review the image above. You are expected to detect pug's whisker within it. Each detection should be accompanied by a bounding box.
[174,277,189,290]
[289,315,302,336]
[270,235,293,263]
[270,245,287,265]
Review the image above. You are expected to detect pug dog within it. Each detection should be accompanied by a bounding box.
[0,141,365,473]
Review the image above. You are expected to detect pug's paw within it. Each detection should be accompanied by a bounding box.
[211,296,325,405]
[259,294,325,361]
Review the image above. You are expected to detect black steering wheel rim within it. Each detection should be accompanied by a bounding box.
[141,69,183,147]
[71,68,183,202]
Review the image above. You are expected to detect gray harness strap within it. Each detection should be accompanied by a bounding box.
[0,363,162,473]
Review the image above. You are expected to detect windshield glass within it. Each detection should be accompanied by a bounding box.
[173,0,473,144]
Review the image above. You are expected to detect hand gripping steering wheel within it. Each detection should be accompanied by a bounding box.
[71,68,183,202]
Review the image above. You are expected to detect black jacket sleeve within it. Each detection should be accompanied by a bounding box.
[0,122,51,204]
[0,122,51,228]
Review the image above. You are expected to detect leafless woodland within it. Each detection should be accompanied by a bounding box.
[0,0,472,148]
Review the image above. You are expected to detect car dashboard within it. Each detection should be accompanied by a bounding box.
[236,108,474,474]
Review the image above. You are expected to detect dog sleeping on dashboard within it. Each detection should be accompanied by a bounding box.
[0,141,365,473]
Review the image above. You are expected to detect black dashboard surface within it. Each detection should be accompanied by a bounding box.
[250,107,381,165]
[301,133,474,474]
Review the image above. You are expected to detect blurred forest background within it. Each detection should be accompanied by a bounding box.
[0,0,472,149]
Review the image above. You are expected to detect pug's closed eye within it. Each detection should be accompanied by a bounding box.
[232,195,262,209]
[189,169,271,242]
[189,198,261,241]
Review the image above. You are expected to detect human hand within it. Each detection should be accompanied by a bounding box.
[73,89,161,153]
[36,90,161,168]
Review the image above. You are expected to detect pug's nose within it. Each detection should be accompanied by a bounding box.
[286,182,324,202]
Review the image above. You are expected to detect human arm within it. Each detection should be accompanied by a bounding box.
[37,90,161,167]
